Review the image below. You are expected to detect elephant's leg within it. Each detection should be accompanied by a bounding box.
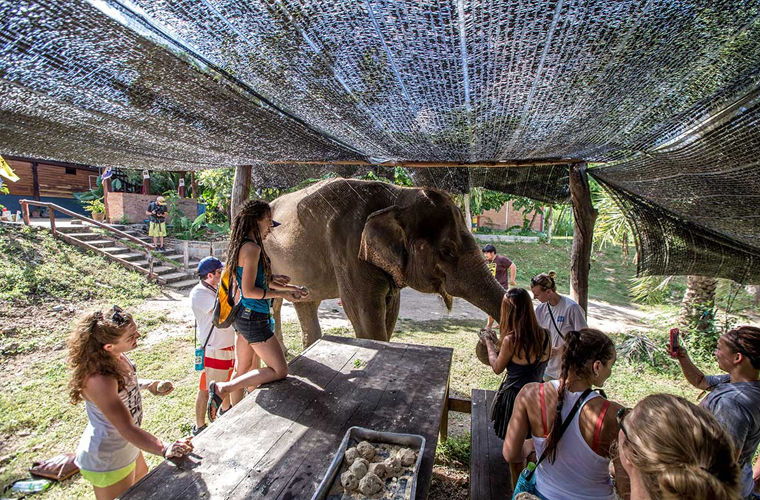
[294,301,322,348]
[339,277,393,341]
[271,297,287,356]
[384,288,401,341]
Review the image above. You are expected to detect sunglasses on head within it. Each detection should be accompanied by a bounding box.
[110,305,129,326]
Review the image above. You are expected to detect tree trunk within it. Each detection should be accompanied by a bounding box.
[463,193,473,233]
[679,275,718,332]
[622,230,629,261]
[545,206,553,243]
[231,165,252,220]
[569,163,597,315]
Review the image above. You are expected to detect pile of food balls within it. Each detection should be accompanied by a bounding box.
[340,441,417,496]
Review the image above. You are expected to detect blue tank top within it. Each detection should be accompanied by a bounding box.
[236,259,270,314]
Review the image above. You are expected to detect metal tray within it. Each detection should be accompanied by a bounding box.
[311,426,426,500]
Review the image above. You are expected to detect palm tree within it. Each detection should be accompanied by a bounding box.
[678,275,718,332]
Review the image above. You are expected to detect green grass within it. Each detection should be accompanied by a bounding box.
[486,239,636,305]
[0,225,160,304]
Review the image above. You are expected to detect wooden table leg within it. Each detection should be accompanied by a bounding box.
[440,383,449,442]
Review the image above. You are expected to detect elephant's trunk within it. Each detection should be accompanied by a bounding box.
[446,253,505,319]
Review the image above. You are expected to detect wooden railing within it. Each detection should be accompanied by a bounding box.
[19,199,155,279]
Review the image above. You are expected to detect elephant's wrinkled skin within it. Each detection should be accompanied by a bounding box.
[265,178,505,347]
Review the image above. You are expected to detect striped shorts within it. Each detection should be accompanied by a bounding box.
[199,345,235,390]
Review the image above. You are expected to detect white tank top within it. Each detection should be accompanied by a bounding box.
[75,356,143,472]
[532,380,615,500]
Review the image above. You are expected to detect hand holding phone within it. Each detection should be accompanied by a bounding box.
[669,328,680,358]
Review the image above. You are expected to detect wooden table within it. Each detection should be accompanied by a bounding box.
[123,335,453,499]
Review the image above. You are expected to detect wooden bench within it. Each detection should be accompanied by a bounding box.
[470,389,511,500]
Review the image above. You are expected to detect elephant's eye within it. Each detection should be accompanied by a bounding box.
[440,244,457,260]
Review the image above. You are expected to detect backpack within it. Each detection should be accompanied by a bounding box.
[212,266,240,328]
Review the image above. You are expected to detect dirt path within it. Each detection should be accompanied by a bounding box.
[140,287,651,338]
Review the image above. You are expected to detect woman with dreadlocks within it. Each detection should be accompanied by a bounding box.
[503,328,628,498]
[207,199,308,421]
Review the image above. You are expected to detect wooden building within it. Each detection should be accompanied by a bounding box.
[0,156,99,216]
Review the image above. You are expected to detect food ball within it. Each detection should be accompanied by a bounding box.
[344,447,359,465]
[368,461,387,479]
[156,381,173,394]
[356,440,376,460]
[340,470,359,491]
[384,455,402,476]
[358,472,384,495]
[349,457,369,478]
[397,448,416,466]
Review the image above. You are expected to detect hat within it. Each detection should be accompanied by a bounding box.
[482,244,496,253]
[198,256,223,276]
[156,196,166,205]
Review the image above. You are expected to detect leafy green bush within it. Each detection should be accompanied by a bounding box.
[436,433,471,467]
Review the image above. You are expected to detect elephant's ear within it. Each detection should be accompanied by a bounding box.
[360,206,407,288]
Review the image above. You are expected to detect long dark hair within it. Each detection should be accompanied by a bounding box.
[543,328,615,462]
[500,288,547,363]
[226,200,273,285]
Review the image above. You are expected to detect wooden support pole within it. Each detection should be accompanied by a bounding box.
[178,171,186,198]
[103,174,112,223]
[49,209,56,238]
[31,162,40,201]
[21,201,30,225]
[569,163,597,315]
[231,165,252,221]
[142,170,151,195]
[191,171,198,199]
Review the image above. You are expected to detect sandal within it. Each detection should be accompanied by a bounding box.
[207,381,224,423]
[192,424,207,436]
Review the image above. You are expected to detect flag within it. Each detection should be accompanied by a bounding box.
[0,155,20,182]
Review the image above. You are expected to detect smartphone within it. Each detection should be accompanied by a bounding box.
[669,328,680,358]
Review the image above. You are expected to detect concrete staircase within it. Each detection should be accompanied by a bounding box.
[56,222,199,290]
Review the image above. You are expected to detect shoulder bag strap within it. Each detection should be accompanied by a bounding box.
[202,324,214,351]
[530,387,593,475]
[547,304,565,341]
[592,400,611,454]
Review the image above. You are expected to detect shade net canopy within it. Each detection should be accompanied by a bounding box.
[1,0,759,281]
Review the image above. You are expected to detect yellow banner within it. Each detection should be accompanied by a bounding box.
[0,155,20,182]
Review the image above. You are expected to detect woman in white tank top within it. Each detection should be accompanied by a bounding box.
[68,307,194,500]
[503,328,629,499]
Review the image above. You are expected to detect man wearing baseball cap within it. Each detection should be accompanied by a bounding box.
[189,257,237,434]
[145,195,168,251]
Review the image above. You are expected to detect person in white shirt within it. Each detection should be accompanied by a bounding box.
[190,257,237,434]
[530,271,587,381]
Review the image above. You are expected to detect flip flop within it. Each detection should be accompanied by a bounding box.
[207,381,224,423]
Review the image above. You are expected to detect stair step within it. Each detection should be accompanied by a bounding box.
[152,265,178,274]
[120,252,146,261]
[166,278,200,289]
[86,239,118,247]
[159,271,196,284]
[100,246,131,254]
[65,232,101,240]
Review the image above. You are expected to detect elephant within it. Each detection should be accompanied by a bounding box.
[265,178,505,347]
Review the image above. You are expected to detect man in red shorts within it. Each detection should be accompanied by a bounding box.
[190,257,236,435]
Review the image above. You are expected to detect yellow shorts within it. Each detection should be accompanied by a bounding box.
[149,221,166,237]
[80,461,136,488]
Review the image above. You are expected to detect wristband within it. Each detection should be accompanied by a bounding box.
[162,443,170,458]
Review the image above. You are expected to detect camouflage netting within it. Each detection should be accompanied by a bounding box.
[1,0,759,281]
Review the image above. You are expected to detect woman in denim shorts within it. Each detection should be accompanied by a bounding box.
[207,200,308,421]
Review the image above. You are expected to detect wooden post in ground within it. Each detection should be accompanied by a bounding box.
[103,173,112,224]
[21,201,30,225]
[142,170,151,195]
[183,241,190,271]
[49,209,56,238]
[191,171,198,199]
[178,171,186,198]
[231,165,252,220]
[569,163,597,315]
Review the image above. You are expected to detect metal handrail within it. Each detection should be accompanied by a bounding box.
[19,199,156,278]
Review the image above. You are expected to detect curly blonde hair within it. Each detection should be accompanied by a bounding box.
[67,309,134,404]
[622,394,741,500]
